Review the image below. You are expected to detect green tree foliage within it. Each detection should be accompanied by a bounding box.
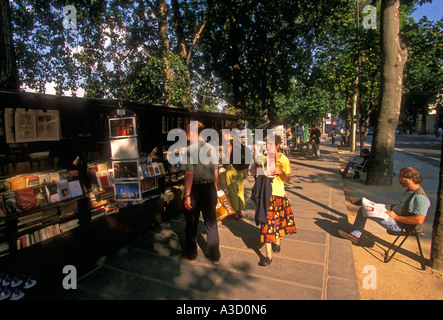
[6,0,441,127]
[402,17,443,133]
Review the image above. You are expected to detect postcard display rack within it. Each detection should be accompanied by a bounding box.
[0,108,86,255]
[108,108,161,207]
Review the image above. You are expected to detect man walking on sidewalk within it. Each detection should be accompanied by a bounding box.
[182,121,221,264]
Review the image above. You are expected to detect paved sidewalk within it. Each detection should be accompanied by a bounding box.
[45,137,359,301]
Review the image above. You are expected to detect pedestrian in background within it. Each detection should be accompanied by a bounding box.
[222,130,245,219]
[310,125,321,158]
[182,121,221,264]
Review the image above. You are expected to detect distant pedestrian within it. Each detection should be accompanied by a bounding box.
[331,128,336,146]
[254,135,296,266]
[222,129,245,219]
[310,125,321,158]
[182,121,221,264]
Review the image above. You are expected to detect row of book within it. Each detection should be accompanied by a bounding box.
[0,242,9,256]
[16,200,78,233]
[0,179,83,216]
[0,221,7,256]
[16,219,79,250]
[1,169,80,192]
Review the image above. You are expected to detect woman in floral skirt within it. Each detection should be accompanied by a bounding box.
[258,135,296,266]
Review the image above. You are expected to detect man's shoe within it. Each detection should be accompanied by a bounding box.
[338,230,360,245]
[183,255,197,263]
[211,259,221,265]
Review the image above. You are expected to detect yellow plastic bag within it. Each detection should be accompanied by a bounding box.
[216,190,235,221]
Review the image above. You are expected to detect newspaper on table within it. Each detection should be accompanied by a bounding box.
[361,197,390,220]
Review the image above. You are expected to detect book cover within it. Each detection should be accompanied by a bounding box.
[57,180,71,201]
[152,162,161,176]
[11,176,26,190]
[16,187,37,211]
[33,186,49,207]
[99,173,111,189]
[49,172,60,183]
[45,183,60,203]
[158,162,165,175]
[68,180,83,198]
[140,163,150,179]
[0,179,11,193]
[59,170,69,181]
[38,173,50,185]
[68,170,79,181]
[107,169,115,186]
[97,163,108,172]
[26,175,40,187]
[89,172,100,194]
[3,190,21,214]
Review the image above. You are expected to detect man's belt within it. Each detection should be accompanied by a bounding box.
[193,180,214,185]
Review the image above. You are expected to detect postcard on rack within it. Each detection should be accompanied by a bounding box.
[110,137,139,160]
[109,117,136,138]
[112,160,139,179]
[362,197,389,220]
[114,181,141,201]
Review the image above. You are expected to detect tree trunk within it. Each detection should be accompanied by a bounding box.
[431,139,443,270]
[366,0,407,186]
[0,0,19,90]
[157,0,173,105]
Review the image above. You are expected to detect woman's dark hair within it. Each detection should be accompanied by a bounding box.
[275,135,282,146]
[265,134,282,145]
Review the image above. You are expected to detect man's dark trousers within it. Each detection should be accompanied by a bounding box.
[184,183,220,260]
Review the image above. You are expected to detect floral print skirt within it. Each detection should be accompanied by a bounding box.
[260,195,296,244]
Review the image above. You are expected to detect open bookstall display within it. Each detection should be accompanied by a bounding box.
[0,168,86,253]
[107,108,165,206]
